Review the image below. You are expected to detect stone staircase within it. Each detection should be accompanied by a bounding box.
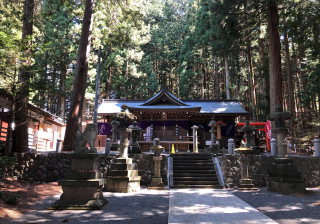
[170,153,222,189]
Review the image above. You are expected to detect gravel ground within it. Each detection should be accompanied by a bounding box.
[7,187,169,224]
[228,187,320,224]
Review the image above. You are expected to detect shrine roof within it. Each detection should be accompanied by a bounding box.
[98,88,248,115]
[98,99,248,115]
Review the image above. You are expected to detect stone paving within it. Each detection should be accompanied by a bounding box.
[169,188,277,224]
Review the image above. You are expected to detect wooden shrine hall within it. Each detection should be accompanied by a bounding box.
[97,88,249,151]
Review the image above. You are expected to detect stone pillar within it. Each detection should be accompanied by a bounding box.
[56,139,62,153]
[154,156,162,178]
[270,138,277,156]
[105,138,111,156]
[228,138,234,154]
[118,128,132,158]
[191,125,199,153]
[276,131,287,157]
[314,139,320,157]
[239,157,249,180]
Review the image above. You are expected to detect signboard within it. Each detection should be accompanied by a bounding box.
[217,125,221,139]
[266,120,271,140]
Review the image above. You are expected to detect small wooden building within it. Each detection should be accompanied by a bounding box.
[0,97,66,152]
[97,88,249,151]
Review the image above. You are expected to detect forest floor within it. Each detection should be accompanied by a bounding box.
[0,178,62,221]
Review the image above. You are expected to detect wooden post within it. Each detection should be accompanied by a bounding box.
[0,108,3,140]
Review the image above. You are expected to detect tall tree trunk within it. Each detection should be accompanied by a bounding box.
[258,27,269,118]
[124,56,128,99]
[215,55,219,99]
[60,64,66,121]
[106,66,112,99]
[225,55,231,99]
[15,0,34,152]
[63,0,95,151]
[247,47,256,121]
[236,58,240,99]
[284,17,295,143]
[267,3,282,113]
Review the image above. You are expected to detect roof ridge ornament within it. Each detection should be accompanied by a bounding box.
[141,88,188,106]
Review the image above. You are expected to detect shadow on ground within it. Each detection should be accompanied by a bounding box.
[6,187,169,224]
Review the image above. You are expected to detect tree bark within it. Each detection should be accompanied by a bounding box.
[106,66,112,99]
[267,3,282,113]
[15,0,34,153]
[215,55,219,99]
[236,58,240,99]
[63,0,95,151]
[225,55,231,99]
[284,17,295,142]
[60,64,66,121]
[247,47,256,122]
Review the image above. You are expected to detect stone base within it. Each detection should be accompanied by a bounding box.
[239,179,258,191]
[49,198,108,210]
[148,177,166,190]
[106,157,141,193]
[266,180,305,194]
[50,153,108,210]
[106,177,140,193]
[267,157,306,194]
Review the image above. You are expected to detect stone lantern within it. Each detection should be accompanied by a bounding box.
[237,120,258,153]
[148,138,166,190]
[130,121,142,153]
[113,104,135,158]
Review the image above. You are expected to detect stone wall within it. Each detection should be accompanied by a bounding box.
[9,153,168,186]
[217,155,320,188]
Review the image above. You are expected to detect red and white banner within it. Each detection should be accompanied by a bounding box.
[266,120,272,140]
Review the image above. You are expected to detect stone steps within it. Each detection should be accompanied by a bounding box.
[171,153,222,189]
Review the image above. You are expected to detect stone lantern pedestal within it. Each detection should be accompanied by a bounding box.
[148,138,166,190]
[106,105,141,193]
[50,123,107,210]
[50,153,107,210]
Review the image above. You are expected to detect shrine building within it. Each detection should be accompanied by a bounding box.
[97,88,249,151]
